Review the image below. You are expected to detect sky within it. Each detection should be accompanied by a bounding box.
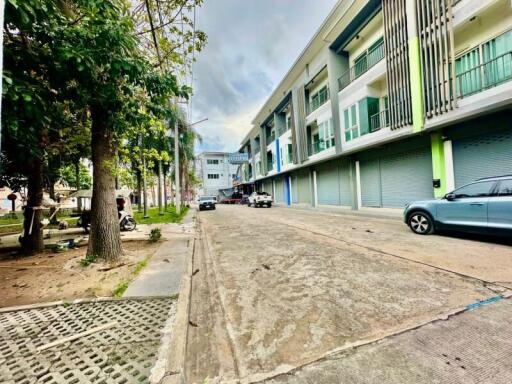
[190,0,339,154]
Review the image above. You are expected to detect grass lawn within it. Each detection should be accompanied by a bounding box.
[0,217,79,235]
[134,205,189,225]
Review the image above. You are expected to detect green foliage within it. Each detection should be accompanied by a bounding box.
[149,228,162,243]
[113,280,129,297]
[134,206,189,225]
[60,163,92,190]
[134,256,150,276]
[80,254,97,267]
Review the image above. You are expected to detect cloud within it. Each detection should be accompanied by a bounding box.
[190,0,338,153]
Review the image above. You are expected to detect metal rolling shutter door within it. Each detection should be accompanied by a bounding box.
[292,174,299,203]
[339,161,352,206]
[453,131,512,187]
[263,180,272,194]
[360,159,382,207]
[380,147,433,208]
[274,177,284,203]
[317,163,340,205]
[297,170,311,204]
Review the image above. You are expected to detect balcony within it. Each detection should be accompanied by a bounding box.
[338,38,385,91]
[456,50,512,99]
[267,130,276,144]
[309,141,326,156]
[369,109,389,132]
[307,87,330,115]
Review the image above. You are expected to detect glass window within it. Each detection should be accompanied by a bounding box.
[497,179,512,196]
[453,181,496,198]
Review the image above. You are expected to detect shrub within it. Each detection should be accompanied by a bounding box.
[149,228,162,243]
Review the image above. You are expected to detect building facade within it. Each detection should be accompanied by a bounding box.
[236,0,512,210]
[195,152,239,197]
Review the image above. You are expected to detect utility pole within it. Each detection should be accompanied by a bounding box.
[174,120,181,214]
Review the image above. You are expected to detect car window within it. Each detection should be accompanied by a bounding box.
[453,181,495,198]
[497,179,512,196]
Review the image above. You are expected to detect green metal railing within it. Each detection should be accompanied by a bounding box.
[309,141,327,156]
[369,109,390,132]
[456,51,512,98]
[307,87,330,115]
[338,39,385,91]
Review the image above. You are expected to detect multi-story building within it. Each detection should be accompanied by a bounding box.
[236,0,512,210]
[195,152,239,197]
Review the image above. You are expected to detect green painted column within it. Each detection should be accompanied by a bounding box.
[406,1,425,133]
[431,131,446,198]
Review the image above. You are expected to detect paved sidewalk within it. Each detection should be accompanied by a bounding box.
[124,209,196,297]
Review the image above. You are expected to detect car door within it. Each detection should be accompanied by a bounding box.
[436,180,496,232]
[488,179,512,233]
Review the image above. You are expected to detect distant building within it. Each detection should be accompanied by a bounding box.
[195,152,239,197]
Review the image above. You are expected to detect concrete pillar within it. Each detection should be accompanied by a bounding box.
[355,160,362,209]
[444,139,455,192]
[312,170,318,207]
[431,131,448,198]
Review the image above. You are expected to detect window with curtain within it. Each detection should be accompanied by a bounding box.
[482,29,512,87]
[455,48,481,97]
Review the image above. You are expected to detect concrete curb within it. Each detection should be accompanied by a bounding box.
[155,221,197,384]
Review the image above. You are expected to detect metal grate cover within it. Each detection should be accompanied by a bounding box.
[0,298,176,383]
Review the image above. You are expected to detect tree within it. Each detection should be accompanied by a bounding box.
[2,0,72,254]
[60,163,92,190]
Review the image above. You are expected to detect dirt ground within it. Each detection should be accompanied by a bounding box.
[189,205,512,383]
[0,241,160,308]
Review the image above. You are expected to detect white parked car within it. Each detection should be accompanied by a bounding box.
[248,191,273,208]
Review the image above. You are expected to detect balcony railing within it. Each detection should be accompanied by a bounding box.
[456,51,512,98]
[267,131,276,144]
[309,141,327,156]
[338,39,385,91]
[369,109,390,132]
[307,87,330,115]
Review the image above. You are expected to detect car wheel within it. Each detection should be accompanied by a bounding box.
[267,202,272,208]
[408,212,434,235]
[247,202,251,207]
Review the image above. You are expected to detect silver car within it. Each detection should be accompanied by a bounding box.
[404,175,512,236]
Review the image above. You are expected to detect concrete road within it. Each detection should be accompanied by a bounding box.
[187,205,512,383]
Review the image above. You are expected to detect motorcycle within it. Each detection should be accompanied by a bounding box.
[77,210,137,233]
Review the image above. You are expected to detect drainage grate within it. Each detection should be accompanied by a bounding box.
[0,298,176,383]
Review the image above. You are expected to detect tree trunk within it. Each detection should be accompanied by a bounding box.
[158,160,163,215]
[151,181,156,209]
[75,160,82,212]
[136,168,142,213]
[142,155,148,218]
[87,105,123,262]
[163,171,168,211]
[21,158,44,255]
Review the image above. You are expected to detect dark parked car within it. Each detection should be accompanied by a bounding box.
[198,196,216,211]
[404,175,512,236]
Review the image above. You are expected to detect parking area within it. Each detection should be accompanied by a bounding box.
[0,298,175,383]
[189,204,512,383]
